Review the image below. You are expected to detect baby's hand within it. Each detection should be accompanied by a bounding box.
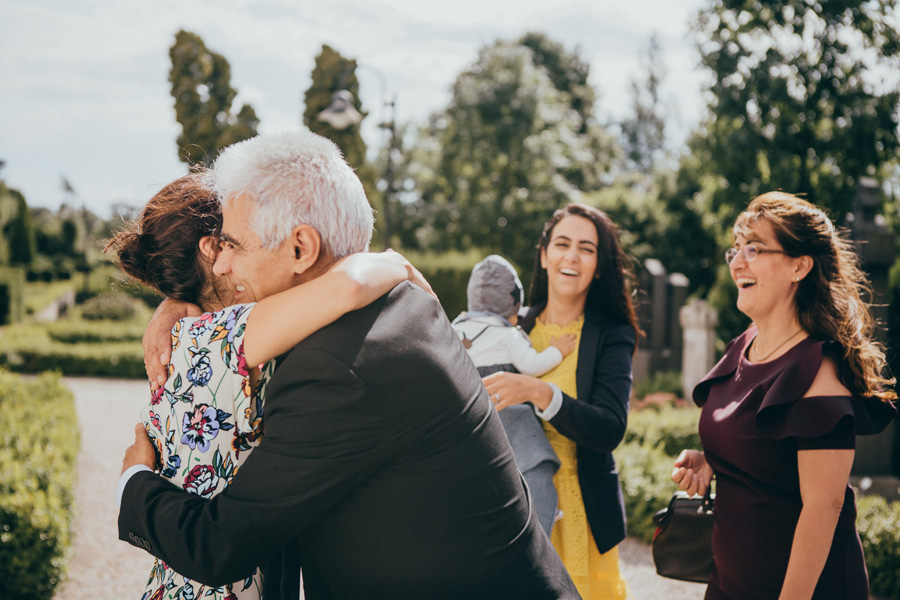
[550,333,577,357]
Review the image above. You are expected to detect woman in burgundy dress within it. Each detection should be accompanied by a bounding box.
[671,192,896,599]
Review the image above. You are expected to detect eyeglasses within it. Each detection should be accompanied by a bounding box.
[725,245,787,264]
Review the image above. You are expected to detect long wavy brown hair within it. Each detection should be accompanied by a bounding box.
[528,203,640,343]
[734,191,896,401]
[105,171,223,307]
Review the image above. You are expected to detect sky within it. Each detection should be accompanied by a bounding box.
[1,0,708,218]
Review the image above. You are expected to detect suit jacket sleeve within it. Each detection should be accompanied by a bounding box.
[547,320,634,453]
[118,347,391,586]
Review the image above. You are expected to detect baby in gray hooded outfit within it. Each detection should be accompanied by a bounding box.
[452,255,575,535]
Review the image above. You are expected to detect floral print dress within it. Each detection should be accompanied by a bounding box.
[140,304,274,600]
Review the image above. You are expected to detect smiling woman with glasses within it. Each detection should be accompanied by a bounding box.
[671,191,896,600]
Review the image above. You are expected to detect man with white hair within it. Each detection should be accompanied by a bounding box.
[118,131,579,599]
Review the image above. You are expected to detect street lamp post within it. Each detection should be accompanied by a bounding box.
[317,77,398,250]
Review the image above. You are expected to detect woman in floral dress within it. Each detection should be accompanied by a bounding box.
[108,172,431,600]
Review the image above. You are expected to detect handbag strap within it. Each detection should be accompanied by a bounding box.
[699,483,714,514]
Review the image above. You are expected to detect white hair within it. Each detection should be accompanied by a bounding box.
[212,130,373,258]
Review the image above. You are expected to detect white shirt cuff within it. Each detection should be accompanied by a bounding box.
[117,464,152,509]
[534,383,563,420]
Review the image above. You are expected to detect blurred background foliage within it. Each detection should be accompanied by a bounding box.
[0,0,898,367]
[3,4,900,597]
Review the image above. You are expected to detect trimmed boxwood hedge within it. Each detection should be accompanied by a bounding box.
[617,405,900,598]
[0,316,145,378]
[0,370,80,600]
[401,249,485,319]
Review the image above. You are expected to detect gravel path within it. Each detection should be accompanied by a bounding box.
[53,377,154,600]
[54,377,706,600]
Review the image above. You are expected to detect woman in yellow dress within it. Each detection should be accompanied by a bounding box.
[485,203,639,599]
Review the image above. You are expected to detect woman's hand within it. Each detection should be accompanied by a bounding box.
[672,449,713,497]
[483,371,554,412]
[143,298,201,389]
[331,250,436,303]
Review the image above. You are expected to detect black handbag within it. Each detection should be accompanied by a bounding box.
[651,487,715,584]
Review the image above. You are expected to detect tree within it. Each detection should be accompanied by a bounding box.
[519,32,596,134]
[691,0,900,223]
[303,45,369,172]
[5,190,35,266]
[169,30,259,166]
[621,35,667,175]
[404,37,618,269]
[681,0,900,343]
[302,45,381,243]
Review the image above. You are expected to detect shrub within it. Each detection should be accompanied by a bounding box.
[0,321,145,378]
[0,267,25,325]
[402,249,485,319]
[79,293,143,321]
[44,318,145,344]
[0,370,79,600]
[633,369,684,401]
[23,280,75,317]
[857,494,900,599]
[615,440,678,544]
[625,404,701,457]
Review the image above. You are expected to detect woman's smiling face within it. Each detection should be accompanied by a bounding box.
[540,215,599,303]
[728,220,800,321]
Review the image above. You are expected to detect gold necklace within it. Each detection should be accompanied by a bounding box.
[751,328,803,362]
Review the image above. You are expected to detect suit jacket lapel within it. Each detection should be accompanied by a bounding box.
[575,315,600,403]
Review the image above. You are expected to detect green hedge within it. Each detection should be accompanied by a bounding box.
[44,317,145,344]
[0,370,80,600]
[0,318,145,378]
[617,407,900,597]
[615,440,678,544]
[402,249,484,319]
[22,280,75,316]
[0,267,25,325]
[79,293,144,321]
[857,494,900,599]
[401,248,538,320]
[623,404,701,457]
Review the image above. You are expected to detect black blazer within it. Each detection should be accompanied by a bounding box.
[519,305,634,554]
[119,284,579,600]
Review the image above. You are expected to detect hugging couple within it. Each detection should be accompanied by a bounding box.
[113,130,580,600]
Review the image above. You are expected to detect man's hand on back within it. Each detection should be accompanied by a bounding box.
[122,423,158,475]
[143,298,201,389]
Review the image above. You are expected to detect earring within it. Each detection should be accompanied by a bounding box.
[794,276,800,282]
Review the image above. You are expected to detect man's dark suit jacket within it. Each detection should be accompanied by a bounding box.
[119,283,579,599]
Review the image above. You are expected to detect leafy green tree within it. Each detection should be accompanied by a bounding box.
[403,37,618,269]
[519,32,596,134]
[303,45,369,172]
[5,190,35,265]
[621,35,667,175]
[684,0,900,343]
[302,45,381,243]
[692,0,900,222]
[169,30,259,166]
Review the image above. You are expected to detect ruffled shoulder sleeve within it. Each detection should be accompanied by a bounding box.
[755,338,897,440]
[692,328,754,407]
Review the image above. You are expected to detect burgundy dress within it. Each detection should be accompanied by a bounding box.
[694,328,896,600]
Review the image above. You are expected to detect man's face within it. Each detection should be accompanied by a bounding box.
[213,194,298,304]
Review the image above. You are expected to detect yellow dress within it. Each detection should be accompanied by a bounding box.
[530,316,630,600]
